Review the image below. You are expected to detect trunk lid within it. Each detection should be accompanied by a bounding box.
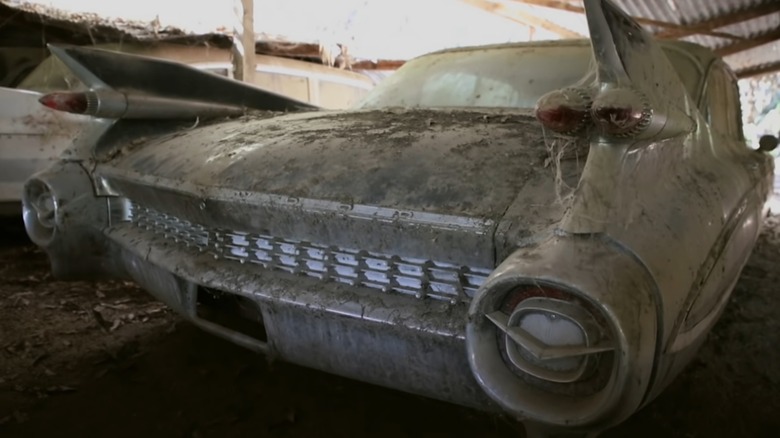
[100,108,570,269]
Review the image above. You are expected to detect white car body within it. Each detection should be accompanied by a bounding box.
[0,87,92,214]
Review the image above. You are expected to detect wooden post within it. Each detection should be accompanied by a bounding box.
[232,0,255,83]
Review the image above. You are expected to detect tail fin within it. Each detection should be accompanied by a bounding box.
[536,0,697,140]
[556,0,700,234]
[47,44,318,113]
[583,0,696,139]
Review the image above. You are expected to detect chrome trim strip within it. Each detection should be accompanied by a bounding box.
[99,168,495,233]
[129,201,491,303]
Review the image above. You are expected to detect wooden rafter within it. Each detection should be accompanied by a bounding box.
[736,60,780,79]
[351,59,406,70]
[462,0,582,38]
[515,0,582,14]
[716,26,780,56]
[656,1,780,39]
[512,0,744,40]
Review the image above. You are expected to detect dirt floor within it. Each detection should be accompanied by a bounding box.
[0,216,778,438]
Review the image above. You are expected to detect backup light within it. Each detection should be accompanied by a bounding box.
[485,285,614,386]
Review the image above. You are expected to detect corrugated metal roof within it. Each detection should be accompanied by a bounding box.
[2,0,780,77]
[615,0,762,26]
[711,13,780,38]
[726,39,780,71]
[672,13,780,48]
[612,0,780,75]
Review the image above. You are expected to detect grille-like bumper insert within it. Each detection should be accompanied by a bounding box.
[129,203,490,303]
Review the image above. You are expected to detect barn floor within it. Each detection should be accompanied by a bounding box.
[0,216,778,438]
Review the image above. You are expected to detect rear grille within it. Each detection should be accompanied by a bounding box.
[129,203,489,303]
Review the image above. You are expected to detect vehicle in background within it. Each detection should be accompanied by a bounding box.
[19,0,776,436]
[0,87,94,215]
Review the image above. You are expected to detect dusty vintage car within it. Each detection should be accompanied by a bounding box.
[21,0,775,435]
[0,42,376,215]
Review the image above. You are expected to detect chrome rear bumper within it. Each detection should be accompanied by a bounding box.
[109,222,498,411]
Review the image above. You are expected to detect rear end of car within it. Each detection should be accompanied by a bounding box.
[21,107,659,434]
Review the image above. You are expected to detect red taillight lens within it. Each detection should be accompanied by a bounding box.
[39,92,89,114]
[500,285,570,312]
[534,88,592,135]
[590,88,651,137]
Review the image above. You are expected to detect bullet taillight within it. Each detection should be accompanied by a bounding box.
[590,88,652,137]
[39,92,90,115]
[534,88,592,135]
[38,90,245,120]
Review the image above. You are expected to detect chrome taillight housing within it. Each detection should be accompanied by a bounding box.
[534,85,693,141]
[482,285,615,394]
[467,237,659,431]
[590,88,652,138]
[22,177,59,246]
[534,88,593,135]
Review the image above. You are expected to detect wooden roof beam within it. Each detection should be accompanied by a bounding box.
[514,0,582,14]
[656,2,780,39]
[462,0,582,38]
[512,0,744,40]
[716,26,780,56]
[736,60,780,79]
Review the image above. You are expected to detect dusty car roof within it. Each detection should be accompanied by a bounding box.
[426,39,592,55]
[422,39,718,71]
